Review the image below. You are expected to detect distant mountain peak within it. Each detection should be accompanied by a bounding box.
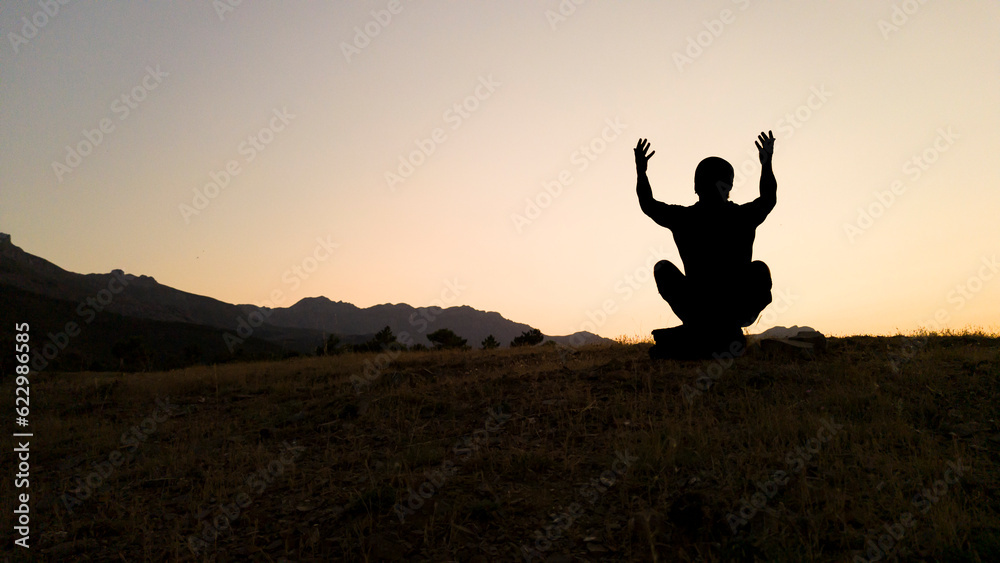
[1,237,616,351]
[298,295,333,304]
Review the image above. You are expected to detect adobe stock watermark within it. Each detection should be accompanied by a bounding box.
[51,65,168,183]
[544,0,587,31]
[681,287,799,405]
[179,107,295,223]
[6,0,75,55]
[672,0,752,72]
[553,245,672,354]
[186,441,306,555]
[341,0,410,63]
[385,75,500,191]
[59,397,177,515]
[350,277,467,393]
[30,270,130,372]
[223,235,340,353]
[888,252,998,373]
[511,117,627,233]
[851,458,966,563]
[878,0,933,40]
[393,408,511,523]
[945,253,999,311]
[519,450,635,561]
[732,85,833,190]
[726,417,844,533]
[211,0,244,22]
[843,127,957,243]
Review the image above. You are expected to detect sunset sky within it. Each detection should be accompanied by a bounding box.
[3,1,999,339]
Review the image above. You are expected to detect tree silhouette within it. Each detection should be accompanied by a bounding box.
[111,336,148,371]
[374,326,396,346]
[317,334,343,356]
[481,334,500,350]
[354,326,398,353]
[428,328,468,350]
[510,328,544,347]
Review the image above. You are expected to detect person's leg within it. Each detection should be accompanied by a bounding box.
[736,261,773,327]
[654,260,695,324]
[688,280,747,358]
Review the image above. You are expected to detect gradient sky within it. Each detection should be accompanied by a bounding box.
[3,1,999,339]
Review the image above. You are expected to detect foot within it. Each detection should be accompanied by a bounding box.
[650,325,746,360]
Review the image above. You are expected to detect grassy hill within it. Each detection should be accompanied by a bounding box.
[0,286,306,373]
[4,333,1000,561]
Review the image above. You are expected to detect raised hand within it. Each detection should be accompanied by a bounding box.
[755,130,775,165]
[635,138,655,175]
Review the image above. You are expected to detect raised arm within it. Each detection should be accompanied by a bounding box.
[635,138,679,229]
[748,131,777,224]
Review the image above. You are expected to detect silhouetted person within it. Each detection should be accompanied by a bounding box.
[636,131,776,360]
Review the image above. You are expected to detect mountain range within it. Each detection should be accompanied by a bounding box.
[0,233,610,372]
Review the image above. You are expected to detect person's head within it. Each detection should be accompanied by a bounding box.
[694,157,734,203]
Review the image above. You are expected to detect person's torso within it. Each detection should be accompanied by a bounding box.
[672,201,756,283]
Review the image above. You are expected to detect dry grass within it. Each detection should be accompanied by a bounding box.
[4,334,1000,562]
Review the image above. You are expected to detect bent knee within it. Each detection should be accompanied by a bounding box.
[748,261,772,291]
[654,260,681,275]
[750,260,771,279]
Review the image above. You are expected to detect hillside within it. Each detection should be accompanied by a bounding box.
[0,286,302,373]
[0,234,612,373]
[5,334,999,561]
[0,234,256,330]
